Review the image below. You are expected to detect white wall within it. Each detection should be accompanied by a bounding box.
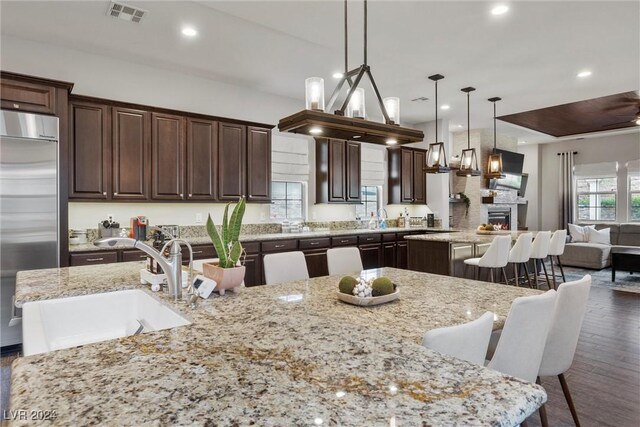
[536,132,640,230]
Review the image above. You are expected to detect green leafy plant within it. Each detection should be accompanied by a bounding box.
[206,197,246,268]
[459,192,470,216]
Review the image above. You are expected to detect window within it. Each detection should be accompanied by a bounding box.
[355,186,380,220]
[271,182,304,220]
[630,175,640,222]
[576,177,616,221]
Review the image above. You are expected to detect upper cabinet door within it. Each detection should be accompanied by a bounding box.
[401,148,414,203]
[186,118,217,200]
[246,126,272,202]
[345,141,361,202]
[151,112,184,200]
[0,78,56,114]
[328,139,346,202]
[112,107,150,200]
[218,122,246,201]
[69,101,110,199]
[413,149,427,204]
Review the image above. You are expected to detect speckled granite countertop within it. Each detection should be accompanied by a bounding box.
[69,226,456,252]
[11,266,545,426]
[405,231,536,244]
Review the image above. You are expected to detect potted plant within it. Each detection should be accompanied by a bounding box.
[202,197,246,295]
[459,192,470,217]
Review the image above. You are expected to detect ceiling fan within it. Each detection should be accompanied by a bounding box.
[602,105,640,128]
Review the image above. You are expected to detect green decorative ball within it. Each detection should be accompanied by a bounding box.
[372,277,394,296]
[338,276,358,294]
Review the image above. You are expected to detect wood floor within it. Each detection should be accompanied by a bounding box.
[528,285,640,427]
[1,276,638,426]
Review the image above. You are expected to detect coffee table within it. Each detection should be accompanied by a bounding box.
[611,247,640,282]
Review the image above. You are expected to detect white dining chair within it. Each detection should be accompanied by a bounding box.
[422,311,494,365]
[508,232,533,287]
[263,251,309,285]
[529,231,552,289]
[537,275,591,427]
[487,289,557,383]
[326,247,364,276]
[463,235,512,283]
[547,229,568,289]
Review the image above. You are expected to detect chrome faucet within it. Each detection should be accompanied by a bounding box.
[94,237,195,303]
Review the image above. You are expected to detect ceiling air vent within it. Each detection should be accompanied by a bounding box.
[107,1,147,23]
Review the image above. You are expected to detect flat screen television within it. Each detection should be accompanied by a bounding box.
[494,148,524,175]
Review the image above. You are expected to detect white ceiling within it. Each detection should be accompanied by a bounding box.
[1,0,639,143]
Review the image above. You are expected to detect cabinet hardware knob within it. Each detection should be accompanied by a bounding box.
[13,103,19,109]
[180,194,184,197]
[114,192,119,195]
[340,240,349,243]
[275,244,284,248]
[310,242,319,245]
[103,192,107,196]
[192,251,203,254]
[86,258,104,262]
[189,194,193,197]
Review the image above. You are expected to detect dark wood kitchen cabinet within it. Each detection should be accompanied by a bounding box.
[186,118,217,200]
[112,107,150,200]
[69,100,110,199]
[151,112,185,200]
[243,242,262,287]
[218,122,247,201]
[0,77,56,114]
[301,237,331,278]
[247,126,271,202]
[382,234,397,268]
[388,147,427,205]
[316,138,361,204]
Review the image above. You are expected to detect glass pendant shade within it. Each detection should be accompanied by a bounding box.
[305,77,325,111]
[383,97,400,124]
[486,151,505,178]
[347,88,366,119]
[456,148,481,176]
[424,142,450,173]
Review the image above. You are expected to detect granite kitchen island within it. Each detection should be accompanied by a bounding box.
[406,231,534,278]
[10,264,545,426]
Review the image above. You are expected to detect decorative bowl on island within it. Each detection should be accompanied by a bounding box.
[476,224,511,235]
[336,276,399,306]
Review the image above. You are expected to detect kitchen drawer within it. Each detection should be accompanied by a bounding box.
[69,251,118,266]
[299,237,330,250]
[189,245,216,260]
[243,241,260,254]
[261,239,297,253]
[358,234,381,244]
[382,233,397,242]
[331,236,358,246]
[121,250,149,262]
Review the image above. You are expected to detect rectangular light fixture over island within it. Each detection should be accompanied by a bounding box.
[278,0,424,146]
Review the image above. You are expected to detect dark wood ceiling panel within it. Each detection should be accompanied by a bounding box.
[498,91,640,137]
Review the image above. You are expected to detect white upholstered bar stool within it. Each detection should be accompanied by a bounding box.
[537,275,591,427]
[508,232,533,287]
[263,251,309,285]
[326,247,364,276]
[422,311,494,365]
[529,231,552,289]
[487,290,557,383]
[463,235,512,283]
[547,230,568,289]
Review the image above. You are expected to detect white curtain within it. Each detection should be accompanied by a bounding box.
[559,152,576,229]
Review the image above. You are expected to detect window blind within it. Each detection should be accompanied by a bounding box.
[574,161,618,178]
[271,133,310,182]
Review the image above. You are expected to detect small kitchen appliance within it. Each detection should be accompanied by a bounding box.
[129,216,148,240]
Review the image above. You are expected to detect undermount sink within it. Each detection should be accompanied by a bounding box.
[22,289,191,356]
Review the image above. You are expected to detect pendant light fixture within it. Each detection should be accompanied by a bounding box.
[424,74,451,174]
[456,87,481,177]
[485,97,506,179]
[279,0,424,146]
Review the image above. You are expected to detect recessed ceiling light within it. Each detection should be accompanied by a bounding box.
[181,27,197,37]
[332,72,344,79]
[440,105,450,110]
[491,5,509,15]
[309,127,323,135]
[519,140,526,144]
[577,70,592,78]
[386,138,398,145]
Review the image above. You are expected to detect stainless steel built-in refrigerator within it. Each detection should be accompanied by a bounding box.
[0,110,59,347]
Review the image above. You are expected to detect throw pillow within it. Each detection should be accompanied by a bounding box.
[568,223,595,242]
[586,227,611,245]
